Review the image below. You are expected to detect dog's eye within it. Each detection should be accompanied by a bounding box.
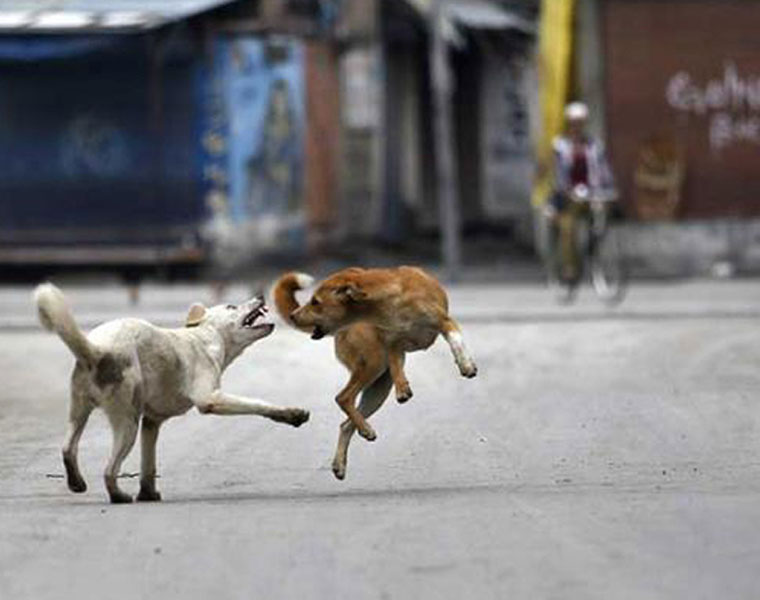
[226,304,236,310]
[310,297,320,307]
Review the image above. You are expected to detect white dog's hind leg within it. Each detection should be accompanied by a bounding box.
[442,319,478,378]
[62,387,93,493]
[104,408,140,504]
[332,369,392,480]
[137,416,164,502]
[196,391,310,427]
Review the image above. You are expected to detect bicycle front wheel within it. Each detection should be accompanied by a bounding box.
[541,215,579,304]
[590,226,628,305]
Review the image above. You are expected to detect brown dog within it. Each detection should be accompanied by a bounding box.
[274,266,477,479]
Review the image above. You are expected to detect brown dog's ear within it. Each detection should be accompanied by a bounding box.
[185,303,207,327]
[335,283,367,302]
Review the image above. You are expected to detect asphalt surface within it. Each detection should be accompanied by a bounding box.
[2,278,760,599]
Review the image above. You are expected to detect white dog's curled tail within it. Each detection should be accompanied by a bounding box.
[34,283,96,365]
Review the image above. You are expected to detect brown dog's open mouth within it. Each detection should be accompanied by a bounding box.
[242,304,270,330]
[311,325,325,340]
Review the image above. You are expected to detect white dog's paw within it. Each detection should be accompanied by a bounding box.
[137,488,162,502]
[108,490,133,504]
[288,409,310,427]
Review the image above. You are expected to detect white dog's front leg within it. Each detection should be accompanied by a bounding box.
[195,390,310,427]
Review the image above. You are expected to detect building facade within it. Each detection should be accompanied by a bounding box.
[600,0,760,221]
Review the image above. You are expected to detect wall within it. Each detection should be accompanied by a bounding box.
[479,50,535,221]
[0,35,204,246]
[304,41,340,242]
[603,0,760,219]
[338,44,384,239]
[201,34,307,252]
[382,42,425,240]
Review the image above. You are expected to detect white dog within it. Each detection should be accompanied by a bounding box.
[34,283,309,504]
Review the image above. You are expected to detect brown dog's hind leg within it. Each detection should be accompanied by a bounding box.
[62,387,93,493]
[137,416,163,502]
[332,370,393,480]
[388,349,413,403]
[441,318,478,378]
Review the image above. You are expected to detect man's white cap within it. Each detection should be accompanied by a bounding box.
[565,101,589,121]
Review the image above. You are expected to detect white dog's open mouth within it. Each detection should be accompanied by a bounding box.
[242,303,270,329]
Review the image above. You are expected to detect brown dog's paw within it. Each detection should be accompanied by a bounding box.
[460,362,478,378]
[332,461,347,480]
[396,384,413,404]
[358,424,377,442]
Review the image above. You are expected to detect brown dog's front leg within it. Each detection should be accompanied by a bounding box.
[336,374,378,441]
[388,349,412,403]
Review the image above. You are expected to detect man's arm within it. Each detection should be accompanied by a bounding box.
[552,137,570,193]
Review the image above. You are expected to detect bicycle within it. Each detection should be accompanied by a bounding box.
[540,185,628,305]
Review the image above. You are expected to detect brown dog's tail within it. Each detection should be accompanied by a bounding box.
[272,272,314,333]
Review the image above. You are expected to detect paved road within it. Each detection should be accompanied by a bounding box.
[1,279,760,599]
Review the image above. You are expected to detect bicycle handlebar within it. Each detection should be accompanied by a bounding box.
[567,186,619,204]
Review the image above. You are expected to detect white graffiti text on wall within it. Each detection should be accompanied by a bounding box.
[665,62,760,152]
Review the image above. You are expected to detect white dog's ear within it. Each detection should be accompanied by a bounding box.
[185,303,207,327]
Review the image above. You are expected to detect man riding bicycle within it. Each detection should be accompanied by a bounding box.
[545,102,617,282]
